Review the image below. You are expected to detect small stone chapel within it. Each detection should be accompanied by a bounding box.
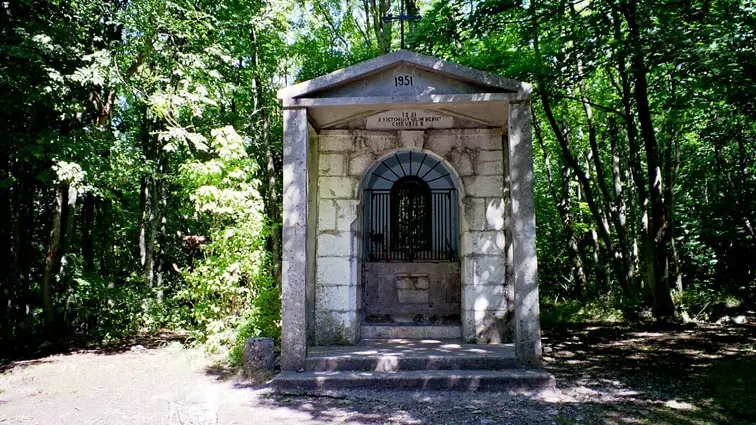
[274,51,550,391]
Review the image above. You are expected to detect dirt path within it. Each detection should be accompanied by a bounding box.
[1,321,754,425]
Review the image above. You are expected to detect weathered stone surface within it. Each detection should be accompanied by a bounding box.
[463,197,486,231]
[423,134,457,157]
[463,175,504,197]
[364,134,399,154]
[315,310,359,345]
[314,128,513,345]
[458,131,503,151]
[359,325,463,340]
[470,255,507,285]
[271,369,555,392]
[281,107,308,371]
[348,151,376,176]
[277,50,530,100]
[334,199,359,231]
[317,232,352,257]
[462,231,506,257]
[474,310,511,344]
[509,101,542,366]
[316,284,357,312]
[397,289,429,304]
[398,130,425,149]
[364,262,460,321]
[476,156,504,176]
[485,198,506,230]
[316,256,351,286]
[318,199,359,232]
[243,337,275,372]
[319,176,357,199]
[464,284,508,312]
[449,149,474,176]
[306,64,506,98]
[320,134,356,152]
[396,274,431,305]
[476,149,504,163]
[318,153,346,176]
[317,199,338,231]
[395,274,430,289]
[278,52,542,379]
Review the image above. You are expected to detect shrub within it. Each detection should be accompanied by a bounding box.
[176,126,281,360]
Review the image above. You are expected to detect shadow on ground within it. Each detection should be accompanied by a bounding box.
[0,330,190,373]
[544,320,756,424]
[257,320,755,425]
[260,390,557,425]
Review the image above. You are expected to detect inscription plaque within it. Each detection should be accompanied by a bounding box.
[366,110,453,130]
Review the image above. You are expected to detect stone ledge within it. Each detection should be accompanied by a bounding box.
[270,369,555,393]
[360,324,462,340]
[305,342,516,372]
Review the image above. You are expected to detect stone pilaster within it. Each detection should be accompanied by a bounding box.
[508,101,543,367]
[281,107,309,371]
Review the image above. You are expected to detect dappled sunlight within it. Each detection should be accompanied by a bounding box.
[542,322,756,424]
[309,340,515,360]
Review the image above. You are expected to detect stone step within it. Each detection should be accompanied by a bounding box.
[306,342,516,372]
[271,369,556,393]
[361,324,462,340]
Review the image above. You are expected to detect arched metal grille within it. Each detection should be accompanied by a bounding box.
[364,151,457,262]
[391,177,432,255]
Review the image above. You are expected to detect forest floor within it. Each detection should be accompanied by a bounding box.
[1,320,754,425]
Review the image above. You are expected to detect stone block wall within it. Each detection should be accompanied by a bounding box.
[313,127,513,345]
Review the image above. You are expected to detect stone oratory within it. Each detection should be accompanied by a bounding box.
[273,50,553,391]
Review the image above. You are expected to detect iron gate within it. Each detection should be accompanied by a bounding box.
[364,187,457,262]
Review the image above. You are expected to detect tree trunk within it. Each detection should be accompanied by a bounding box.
[42,184,65,326]
[138,176,157,286]
[251,26,281,284]
[541,93,632,298]
[98,199,115,278]
[153,172,167,300]
[369,0,392,53]
[612,6,655,307]
[41,183,77,327]
[577,66,634,298]
[621,0,676,318]
[533,109,588,298]
[609,117,636,289]
[81,193,95,272]
[12,160,35,332]
[13,161,35,292]
[361,0,373,48]
[562,165,589,298]
[58,185,78,284]
[0,165,11,344]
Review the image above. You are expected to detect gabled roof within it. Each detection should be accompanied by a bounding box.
[277,50,531,100]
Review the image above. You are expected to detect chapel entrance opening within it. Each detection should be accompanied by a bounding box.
[362,150,461,326]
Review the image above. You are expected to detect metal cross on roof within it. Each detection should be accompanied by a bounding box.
[382,0,421,50]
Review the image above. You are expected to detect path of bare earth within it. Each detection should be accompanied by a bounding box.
[1,319,754,425]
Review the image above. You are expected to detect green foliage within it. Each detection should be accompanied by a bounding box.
[2,0,755,357]
[64,272,175,342]
[228,283,281,366]
[410,0,756,318]
[0,0,287,358]
[541,296,628,326]
[677,287,744,322]
[177,125,280,358]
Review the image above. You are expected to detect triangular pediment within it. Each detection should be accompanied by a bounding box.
[277,50,530,100]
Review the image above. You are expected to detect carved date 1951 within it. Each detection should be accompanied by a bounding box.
[394,75,413,86]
